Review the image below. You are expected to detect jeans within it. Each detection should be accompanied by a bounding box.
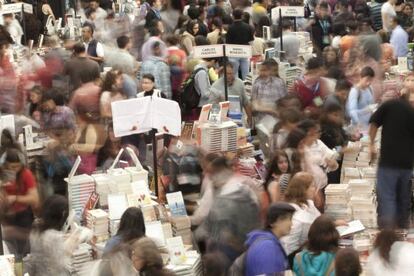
[376,166,413,229]
[229,57,249,80]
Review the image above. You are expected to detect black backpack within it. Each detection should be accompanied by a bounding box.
[180,67,206,112]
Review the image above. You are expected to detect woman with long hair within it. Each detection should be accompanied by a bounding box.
[103,207,146,255]
[263,150,291,202]
[100,69,126,120]
[180,19,199,55]
[0,148,39,260]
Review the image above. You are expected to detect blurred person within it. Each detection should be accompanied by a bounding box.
[144,0,162,29]
[331,22,347,49]
[37,0,55,34]
[389,16,408,58]
[88,0,108,21]
[82,24,105,65]
[0,148,40,260]
[292,57,329,115]
[251,59,287,122]
[274,19,301,65]
[192,57,217,109]
[180,19,199,56]
[106,35,137,76]
[69,69,106,174]
[243,203,296,276]
[226,9,254,80]
[104,207,146,255]
[140,42,172,99]
[368,87,414,229]
[207,18,225,44]
[293,215,339,276]
[25,86,43,121]
[195,156,260,265]
[141,26,168,61]
[366,229,414,275]
[377,29,394,73]
[271,108,303,152]
[0,27,17,113]
[137,73,167,98]
[398,3,414,32]
[324,79,352,113]
[210,63,251,123]
[100,69,126,120]
[381,0,396,32]
[263,150,291,202]
[187,5,209,37]
[2,13,23,45]
[252,0,269,24]
[25,195,82,276]
[130,237,175,276]
[63,42,100,92]
[0,129,22,157]
[310,2,332,53]
[333,0,354,23]
[335,248,362,276]
[346,66,375,127]
[282,172,321,261]
[166,34,187,101]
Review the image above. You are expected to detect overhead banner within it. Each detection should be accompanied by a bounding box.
[0,3,33,14]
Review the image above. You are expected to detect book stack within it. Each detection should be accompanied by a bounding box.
[166,251,203,276]
[280,66,303,92]
[238,143,255,158]
[341,167,361,184]
[109,168,133,194]
[197,121,238,153]
[349,179,377,228]
[171,216,192,245]
[67,174,96,218]
[86,209,109,242]
[92,173,114,207]
[360,167,377,185]
[70,243,94,275]
[325,184,352,220]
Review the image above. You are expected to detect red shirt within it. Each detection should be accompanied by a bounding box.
[4,168,37,212]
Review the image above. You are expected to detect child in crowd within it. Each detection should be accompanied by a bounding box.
[346,66,375,128]
[263,150,291,202]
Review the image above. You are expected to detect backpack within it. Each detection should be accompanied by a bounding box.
[228,237,272,276]
[180,67,206,112]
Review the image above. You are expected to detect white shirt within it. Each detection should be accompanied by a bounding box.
[84,40,105,57]
[6,19,23,45]
[381,2,396,32]
[281,200,321,255]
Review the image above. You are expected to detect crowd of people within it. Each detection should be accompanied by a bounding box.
[0,0,414,275]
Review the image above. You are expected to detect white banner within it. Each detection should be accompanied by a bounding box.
[225,44,252,58]
[1,3,22,14]
[193,44,224,58]
[271,6,304,22]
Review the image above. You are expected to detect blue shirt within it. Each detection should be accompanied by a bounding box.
[390,25,409,58]
[346,86,374,127]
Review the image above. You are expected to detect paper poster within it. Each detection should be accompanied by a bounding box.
[166,191,187,217]
[166,237,186,265]
[130,180,152,206]
[112,97,181,137]
[0,114,15,141]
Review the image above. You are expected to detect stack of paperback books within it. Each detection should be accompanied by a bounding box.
[349,179,377,228]
[325,184,352,220]
[166,251,203,276]
[86,209,109,242]
[70,243,94,275]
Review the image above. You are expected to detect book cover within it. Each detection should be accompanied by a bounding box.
[166,192,187,217]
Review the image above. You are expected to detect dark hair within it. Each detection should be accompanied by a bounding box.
[142,73,155,82]
[80,67,100,83]
[117,207,146,242]
[116,35,130,49]
[165,34,179,45]
[73,42,86,54]
[186,20,199,35]
[297,119,318,133]
[83,24,94,35]
[195,35,210,46]
[212,18,223,29]
[188,5,200,19]
[152,41,161,51]
[335,79,352,92]
[222,14,233,25]
[38,195,69,232]
[360,66,375,78]
[209,155,232,172]
[232,9,243,20]
[264,150,291,193]
[281,18,293,30]
[285,128,307,148]
[265,202,296,230]
[373,229,398,263]
[308,215,339,254]
[319,2,329,9]
[285,172,314,207]
[1,129,20,151]
[335,248,362,276]
[306,57,323,71]
[242,12,251,24]
[332,22,347,36]
[3,148,26,193]
[391,15,401,25]
[148,26,161,37]
[102,70,122,92]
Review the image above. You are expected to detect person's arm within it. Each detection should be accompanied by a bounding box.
[195,69,211,102]
[368,123,378,163]
[9,187,39,209]
[346,87,360,124]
